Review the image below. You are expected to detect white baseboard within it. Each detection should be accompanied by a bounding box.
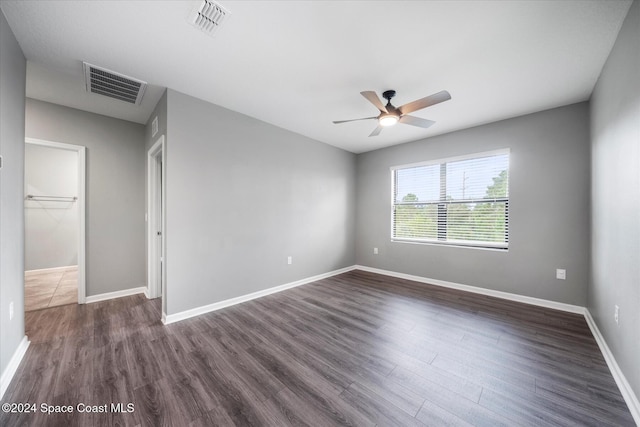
[584,309,640,425]
[25,265,77,276]
[0,336,30,400]
[162,266,356,325]
[354,265,585,314]
[85,286,147,304]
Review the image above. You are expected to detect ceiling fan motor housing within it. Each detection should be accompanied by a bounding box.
[381,90,399,119]
[382,90,396,101]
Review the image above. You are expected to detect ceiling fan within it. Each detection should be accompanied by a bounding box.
[333,89,451,137]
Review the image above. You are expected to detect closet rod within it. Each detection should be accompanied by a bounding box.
[26,194,77,202]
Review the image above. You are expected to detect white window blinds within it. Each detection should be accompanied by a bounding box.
[392,150,510,249]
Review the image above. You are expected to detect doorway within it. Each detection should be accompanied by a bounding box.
[147,135,165,313]
[24,138,86,309]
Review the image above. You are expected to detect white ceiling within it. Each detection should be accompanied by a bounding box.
[1,0,632,153]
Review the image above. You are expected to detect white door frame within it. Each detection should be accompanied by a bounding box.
[25,138,87,304]
[147,135,165,302]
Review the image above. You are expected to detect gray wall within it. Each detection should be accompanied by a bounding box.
[590,0,640,400]
[0,9,26,386]
[24,144,78,270]
[25,99,146,297]
[356,103,591,306]
[164,89,356,315]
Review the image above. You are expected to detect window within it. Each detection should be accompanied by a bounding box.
[391,149,509,249]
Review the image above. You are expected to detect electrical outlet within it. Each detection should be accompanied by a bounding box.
[614,305,619,325]
[373,247,378,255]
[287,256,292,265]
[556,269,566,280]
[9,301,14,320]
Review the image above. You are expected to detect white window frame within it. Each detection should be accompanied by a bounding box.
[390,149,510,250]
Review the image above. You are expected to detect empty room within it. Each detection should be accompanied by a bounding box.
[0,1,638,426]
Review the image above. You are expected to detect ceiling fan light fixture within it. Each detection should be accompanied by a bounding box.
[379,114,399,127]
[333,89,451,136]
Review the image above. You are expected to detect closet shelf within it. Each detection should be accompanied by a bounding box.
[26,194,77,202]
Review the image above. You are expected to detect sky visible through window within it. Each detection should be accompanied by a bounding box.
[395,154,509,202]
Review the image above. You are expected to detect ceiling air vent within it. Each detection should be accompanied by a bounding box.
[83,62,147,105]
[189,0,230,36]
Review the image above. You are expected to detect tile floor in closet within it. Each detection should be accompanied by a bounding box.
[24,266,77,311]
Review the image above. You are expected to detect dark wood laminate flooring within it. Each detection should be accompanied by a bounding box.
[1,270,635,426]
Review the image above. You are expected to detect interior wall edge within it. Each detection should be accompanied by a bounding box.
[0,6,27,385]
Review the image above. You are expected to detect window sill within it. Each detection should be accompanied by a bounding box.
[391,238,509,252]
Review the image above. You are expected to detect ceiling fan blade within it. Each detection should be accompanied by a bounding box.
[360,91,388,113]
[332,116,378,124]
[399,115,436,129]
[398,90,451,115]
[369,125,383,137]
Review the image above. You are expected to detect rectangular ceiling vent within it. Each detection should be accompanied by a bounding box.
[83,62,147,105]
[189,0,230,36]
